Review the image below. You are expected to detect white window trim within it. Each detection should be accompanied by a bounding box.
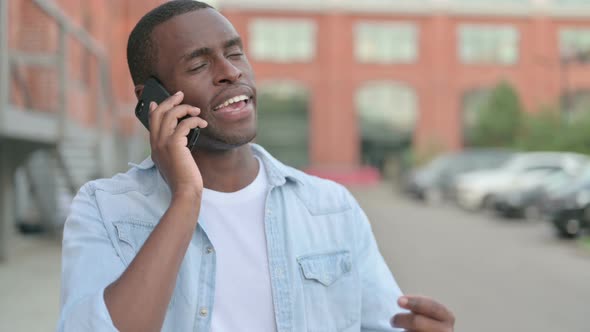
[248,18,317,63]
[458,23,520,65]
[354,21,420,64]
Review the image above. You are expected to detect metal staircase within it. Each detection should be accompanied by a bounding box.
[0,0,132,260]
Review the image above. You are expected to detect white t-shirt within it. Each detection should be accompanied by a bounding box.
[201,157,277,332]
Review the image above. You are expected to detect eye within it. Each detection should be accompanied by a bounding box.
[228,53,243,59]
[189,63,207,72]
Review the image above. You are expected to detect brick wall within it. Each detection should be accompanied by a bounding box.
[8,0,163,131]
[224,10,590,169]
[11,2,590,169]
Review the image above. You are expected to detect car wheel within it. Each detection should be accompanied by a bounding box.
[524,205,540,221]
[481,195,495,211]
[583,205,590,223]
[565,219,581,238]
[425,188,443,205]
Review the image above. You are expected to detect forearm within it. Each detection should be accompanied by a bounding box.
[104,192,200,332]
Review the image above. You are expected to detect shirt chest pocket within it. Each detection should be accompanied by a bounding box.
[113,220,156,266]
[297,250,360,332]
[113,220,183,310]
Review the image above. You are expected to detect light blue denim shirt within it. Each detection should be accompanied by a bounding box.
[57,144,405,332]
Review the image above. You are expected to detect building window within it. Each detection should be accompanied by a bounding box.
[563,90,590,118]
[462,88,492,146]
[355,22,418,64]
[249,18,316,63]
[256,81,310,168]
[356,82,417,168]
[555,0,590,5]
[458,24,519,65]
[356,82,417,134]
[560,28,590,62]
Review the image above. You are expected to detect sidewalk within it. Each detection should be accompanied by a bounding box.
[0,230,61,332]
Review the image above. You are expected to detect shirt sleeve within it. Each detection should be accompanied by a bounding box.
[348,193,407,332]
[57,184,124,332]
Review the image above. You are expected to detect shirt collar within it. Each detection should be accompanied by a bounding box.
[128,156,155,170]
[128,143,304,187]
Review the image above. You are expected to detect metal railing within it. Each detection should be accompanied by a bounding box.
[1,0,111,139]
[0,0,118,261]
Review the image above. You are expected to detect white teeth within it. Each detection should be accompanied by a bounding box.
[214,95,249,110]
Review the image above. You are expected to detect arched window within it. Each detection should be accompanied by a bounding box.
[355,82,417,169]
[256,81,310,168]
[462,88,492,146]
[565,90,590,117]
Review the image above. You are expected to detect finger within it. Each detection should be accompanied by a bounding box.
[149,91,185,135]
[172,117,208,138]
[158,105,200,139]
[148,101,160,145]
[398,296,454,323]
[391,313,449,332]
[159,90,185,111]
[160,104,201,130]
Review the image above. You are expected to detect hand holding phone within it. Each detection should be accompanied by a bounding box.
[135,78,208,197]
[135,77,200,150]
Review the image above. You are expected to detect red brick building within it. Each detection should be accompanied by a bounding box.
[5,0,590,174]
[5,0,165,135]
[219,0,590,171]
[0,0,166,259]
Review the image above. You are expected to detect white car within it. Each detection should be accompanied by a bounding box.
[454,152,589,211]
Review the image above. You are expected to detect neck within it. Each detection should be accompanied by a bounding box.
[193,144,259,193]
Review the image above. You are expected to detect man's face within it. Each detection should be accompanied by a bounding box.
[150,8,257,150]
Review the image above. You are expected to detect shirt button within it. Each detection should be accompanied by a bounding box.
[199,307,209,317]
[205,246,214,254]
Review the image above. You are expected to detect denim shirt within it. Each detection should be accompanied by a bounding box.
[57,144,404,332]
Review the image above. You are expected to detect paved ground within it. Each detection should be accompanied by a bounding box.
[0,231,61,332]
[352,185,590,332]
[1,183,589,331]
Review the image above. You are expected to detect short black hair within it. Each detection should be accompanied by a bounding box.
[127,0,213,86]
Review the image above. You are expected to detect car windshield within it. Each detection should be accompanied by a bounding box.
[543,171,571,191]
[576,166,590,183]
[501,154,561,172]
[444,150,513,174]
[479,152,513,168]
[501,155,528,171]
[549,166,590,196]
[422,154,453,174]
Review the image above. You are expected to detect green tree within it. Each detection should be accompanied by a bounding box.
[554,110,590,155]
[515,105,590,155]
[470,81,523,147]
[515,106,562,151]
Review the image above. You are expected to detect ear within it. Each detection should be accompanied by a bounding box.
[134,85,145,100]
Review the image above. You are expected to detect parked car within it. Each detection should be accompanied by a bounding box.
[493,167,568,218]
[403,149,513,203]
[454,152,589,211]
[542,170,590,238]
[496,163,590,220]
[537,168,590,217]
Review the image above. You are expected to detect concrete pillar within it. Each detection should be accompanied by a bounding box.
[0,142,15,262]
[0,0,8,129]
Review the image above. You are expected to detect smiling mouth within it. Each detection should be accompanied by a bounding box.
[213,95,252,111]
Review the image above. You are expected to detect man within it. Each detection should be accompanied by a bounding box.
[57,1,455,331]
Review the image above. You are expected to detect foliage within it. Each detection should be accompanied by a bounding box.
[469,81,524,148]
[515,106,562,151]
[515,106,590,155]
[465,79,590,155]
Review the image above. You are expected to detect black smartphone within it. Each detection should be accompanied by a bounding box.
[135,77,200,151]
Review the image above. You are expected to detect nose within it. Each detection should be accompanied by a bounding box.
[213,57,242,85]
